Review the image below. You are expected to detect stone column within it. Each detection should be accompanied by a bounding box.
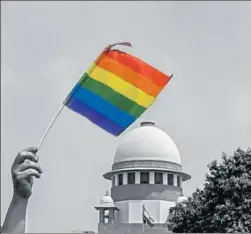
[99,209,105,223]
[149,171,154,184]
[163,172,168,185]
[135,171,140,184]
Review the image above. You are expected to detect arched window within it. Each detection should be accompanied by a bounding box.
[154,172,163,184]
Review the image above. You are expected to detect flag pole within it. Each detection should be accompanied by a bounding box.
[142,205,145,233]
[37,104,65,151]
[35,42,132,151]
[36,42,132,151]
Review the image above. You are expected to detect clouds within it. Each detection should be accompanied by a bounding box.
[1,1,251,232]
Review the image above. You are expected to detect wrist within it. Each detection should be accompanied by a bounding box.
[12,193,29,204]
[2,193,28,233]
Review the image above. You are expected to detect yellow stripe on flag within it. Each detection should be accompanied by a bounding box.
[86,64,155,108]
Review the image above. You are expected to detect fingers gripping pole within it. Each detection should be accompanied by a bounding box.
[37,104,65,151]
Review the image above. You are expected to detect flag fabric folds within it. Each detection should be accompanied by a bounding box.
[64,42,172,136]
[142,205,155,227]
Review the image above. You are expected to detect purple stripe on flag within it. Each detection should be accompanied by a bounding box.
[66,97,124,136]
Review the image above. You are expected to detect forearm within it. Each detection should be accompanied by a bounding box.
[2,194,28,233]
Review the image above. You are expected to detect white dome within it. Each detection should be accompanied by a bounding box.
[99,191,114,207]
[114,122,181,165]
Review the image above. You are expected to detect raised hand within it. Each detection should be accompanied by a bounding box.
[11,147,43,199]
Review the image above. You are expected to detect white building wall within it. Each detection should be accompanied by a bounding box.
[114,200,174,224]
[129,200,144,223]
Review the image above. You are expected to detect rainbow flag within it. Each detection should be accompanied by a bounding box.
[64,42,172,136]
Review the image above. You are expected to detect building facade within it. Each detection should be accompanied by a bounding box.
[81,121,191,234]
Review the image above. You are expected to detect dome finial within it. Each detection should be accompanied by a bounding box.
[140,121,155,127]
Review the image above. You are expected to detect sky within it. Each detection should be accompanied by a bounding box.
[1,1,251,233]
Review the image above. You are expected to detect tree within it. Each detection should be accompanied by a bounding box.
[167,148,251,233]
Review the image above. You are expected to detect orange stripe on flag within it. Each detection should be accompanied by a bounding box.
[95,55,163,97]
[104,50,171,87]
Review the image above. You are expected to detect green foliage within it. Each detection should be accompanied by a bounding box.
[167,148,251,233]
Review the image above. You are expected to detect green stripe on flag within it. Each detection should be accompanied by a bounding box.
[78,73,147,118]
